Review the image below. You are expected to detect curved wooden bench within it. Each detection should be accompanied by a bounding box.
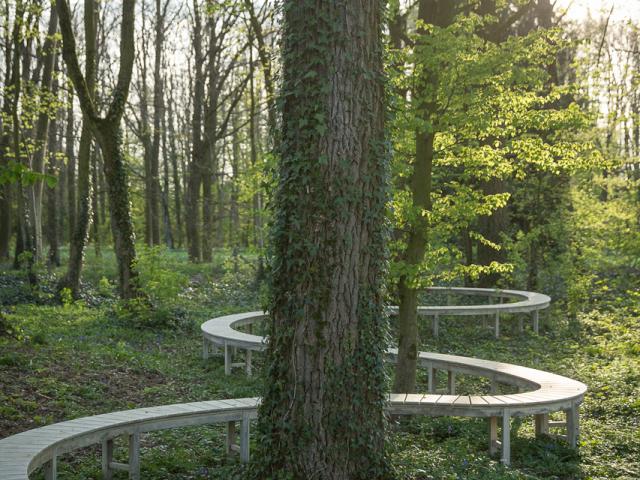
[201,311,586,465]
[387,287,551,338]
[1,303,583,478]
[0,398,259,480]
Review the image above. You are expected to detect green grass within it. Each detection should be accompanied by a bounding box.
[1,248,638,479]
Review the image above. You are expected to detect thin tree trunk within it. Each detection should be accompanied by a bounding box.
[186,0,204,262]
[167,82,183,247]
[27,5,58,260]
[45,63,61,267]
[393,0,456,394]
[91,149,101,256]
[57,0,140,300]
[0,0,15,260]
[161,93,173,247]
[59,0,98,298]
[66,96,77,241]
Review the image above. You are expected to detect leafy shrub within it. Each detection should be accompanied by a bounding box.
[111,247,190,330]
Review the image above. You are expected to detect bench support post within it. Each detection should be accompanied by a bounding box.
[44,456,57,480]
[490,377,498,394]
[102,438,114,480]
[226,420,237,454]
[501,411,511,465]
[224,344,232,376]
[128,433,141,480]
[488,416,498,455]
[428,366,437,393]
[447,371,456,395]
[495,312,500,338]
[518,316,524,333]
[240,413,251,462]
[532,310,539,334]
[432,314,439,338]
[566,405,579,448]
[246,349,253,376]
[535,413,549,436]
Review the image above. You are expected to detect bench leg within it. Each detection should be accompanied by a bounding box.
[432,314,439,338]
[226,421,237,455]
[535,413,549,437]
[428,367,437,393]
[128,433,141,480]
[224,344,232,376]
[246,349,252,376]
[102,439,114,480]
[44,456,57,480]
[501,411,511,465]
[447,371,456,395]
[240,414,251,462]
[489,416,498,455]
[532,311,539,334]
[518,315,524,333]
[566,405,579,448]
[495,312,500,338]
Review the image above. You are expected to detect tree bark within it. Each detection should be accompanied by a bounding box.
[0,0,15,260]
[167,80,183,247]
[59,0,98,298]
[255,1,388,477]
[65,95,76,241]
[393,0,456,394]
[57,0,140,300]
[186,0,204,261]
[27,5,58,260]
[45,62,61,267]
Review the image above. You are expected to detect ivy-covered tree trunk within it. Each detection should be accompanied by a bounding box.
[96,123,139,299]
[255,1,388,478]
[393,0,456,394]
[59,0,97,298]
[57,0,140,300]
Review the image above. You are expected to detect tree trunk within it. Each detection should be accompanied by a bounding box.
[59,0,98,298]
[0,0,15,261]
[255,1,388,477]
[65,96,77,241]
[161,93,174,248]
[45,63,61,267]
[186,0,204,262]
[477,177,509,288]
[167,84,183,247]
[393,0,456,394]
[27,5,58,260]
[91,149,101,256]
[394,131,434,394]
[97,124,140,299]
[57,0,140,300]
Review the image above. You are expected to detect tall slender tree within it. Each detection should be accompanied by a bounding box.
[57,0,141,299]
[393,0,457,394]
[59,0,98,298]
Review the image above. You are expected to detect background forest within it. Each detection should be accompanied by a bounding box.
[0,0,639,479]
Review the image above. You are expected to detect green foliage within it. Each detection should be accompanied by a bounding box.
[388,9,601,290]
[1,247,639,478]
[110,246,190,329]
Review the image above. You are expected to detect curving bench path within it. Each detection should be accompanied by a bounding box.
[0,398,259,480]
[1,304,585,479]
[393,287,552,338]
[202,311,586,465]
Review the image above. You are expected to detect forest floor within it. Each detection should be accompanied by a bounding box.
[0,248,638,480]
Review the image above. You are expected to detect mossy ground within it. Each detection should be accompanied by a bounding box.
[1,248,638,479]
